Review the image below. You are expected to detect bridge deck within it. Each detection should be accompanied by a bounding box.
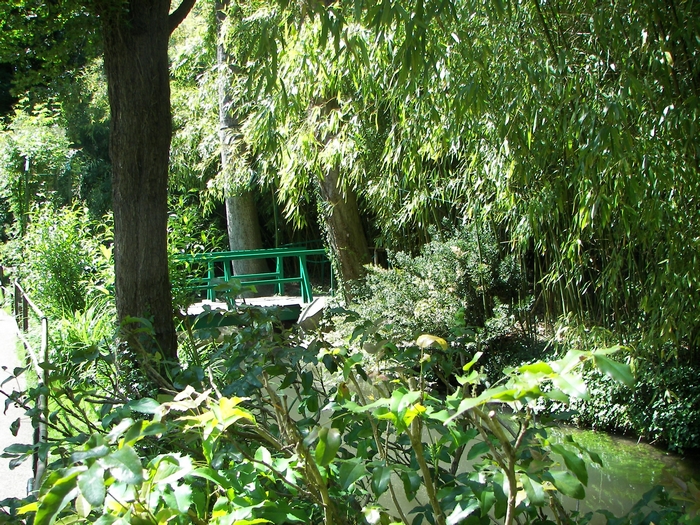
[185,295,328,328]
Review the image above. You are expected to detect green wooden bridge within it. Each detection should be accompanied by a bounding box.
[172,247,331,325]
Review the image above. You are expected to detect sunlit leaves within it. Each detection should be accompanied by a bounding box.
[315,426,342,466]
[448,347,633,422]
[593,353,635,388]
[546,470,585,500]
[34,468,82,525]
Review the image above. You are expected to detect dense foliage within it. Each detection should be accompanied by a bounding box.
[4,303,698,525]
[571,364,700,453]
[1,0,700,523]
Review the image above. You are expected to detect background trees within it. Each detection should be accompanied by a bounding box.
[222,0,700,361]
[1,0,699,364]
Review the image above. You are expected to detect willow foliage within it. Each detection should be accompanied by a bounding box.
[176,0,699,360]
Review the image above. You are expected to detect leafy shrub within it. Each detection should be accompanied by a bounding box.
[13,205,112,316]
[50,296,116,388]
[571,362,700,453]
[340,228,536,392]
[352,227,528,342]
[5,305,672,525]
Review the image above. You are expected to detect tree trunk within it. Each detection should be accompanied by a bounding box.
[315,99,370,296]
[318,166,370,295]
[100,0,195,359]
[217,0,267,277]
[225,194,267,275]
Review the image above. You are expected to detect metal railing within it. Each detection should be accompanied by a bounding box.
[172,247,330,303]
[1,267,48,493]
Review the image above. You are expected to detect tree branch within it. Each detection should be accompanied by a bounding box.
[169,0,197,34]
[532,0,558,65]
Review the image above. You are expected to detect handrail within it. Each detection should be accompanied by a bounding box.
[173,247,328,303]
[9,279,48,494]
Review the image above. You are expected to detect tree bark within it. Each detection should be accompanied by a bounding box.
[315,100,370,296]
[99,0,195,359]
[225,194,267,274]
[217,0,268,277]
[318,166,370,294]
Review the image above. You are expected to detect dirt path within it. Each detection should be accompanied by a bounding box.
[0,310,34,500]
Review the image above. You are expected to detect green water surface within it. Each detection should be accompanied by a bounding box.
[549,426,699,519]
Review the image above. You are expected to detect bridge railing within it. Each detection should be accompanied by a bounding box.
[0,266,49,494]
[172,247,329,303]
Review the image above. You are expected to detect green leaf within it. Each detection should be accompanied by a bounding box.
[93,515,119,525]
[99,446,143,484]
[587,450,604,467]
[315,427,342,466]
[467,440,491,460]
[105,418,136,443]
[71,442,110,463]
[462,352,483,372]
[548,470,585,500]
[520,474,545,506]
[337,458,368,491]
[551,350,588,375]
[154,509,181,524]
[551,373,588,400]
[544,389,569,403]
[152,454,193,485]
[172,484,193,513]
[125,398,161,414]
[4,443,34,454]
[398,468,421,500]
[371,464,392,497]
[551,444,588,485]
[10,418,20,437]
[447,388,503,421]
[74,494,91,519]
[518,362,553,375]
[190,467,232,489]
[593,354,635,388]
[35,468,82,525]
[447,500,480,525]
[77,462,105,507]
[449,427,478,448]
[492,477,508,518]
[123,420,167,446]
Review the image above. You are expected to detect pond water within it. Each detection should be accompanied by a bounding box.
[550,426,700,521]
[377,423,699,523]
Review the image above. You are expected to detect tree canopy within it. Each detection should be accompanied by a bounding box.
[1,0,699,360]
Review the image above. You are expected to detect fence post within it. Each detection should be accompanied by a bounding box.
[276,255,284,295]
[13,282,21,329]
[33,316,49,491]
[22,295,29,332]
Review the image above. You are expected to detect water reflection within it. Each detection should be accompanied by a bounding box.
[549,426,700,520]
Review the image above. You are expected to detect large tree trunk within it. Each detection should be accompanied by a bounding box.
[100,0,195,360]
[225,194,267,274]
[318,166,370,295]
[315,99,370,296]
[217,0,267,277]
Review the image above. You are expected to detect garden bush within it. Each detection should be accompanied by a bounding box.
[341,228,537,393]
[571,362,700,453]
[352,227,528,343]
[2,304,697,525]
[8,205,112,317]
[50,297,116,389]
